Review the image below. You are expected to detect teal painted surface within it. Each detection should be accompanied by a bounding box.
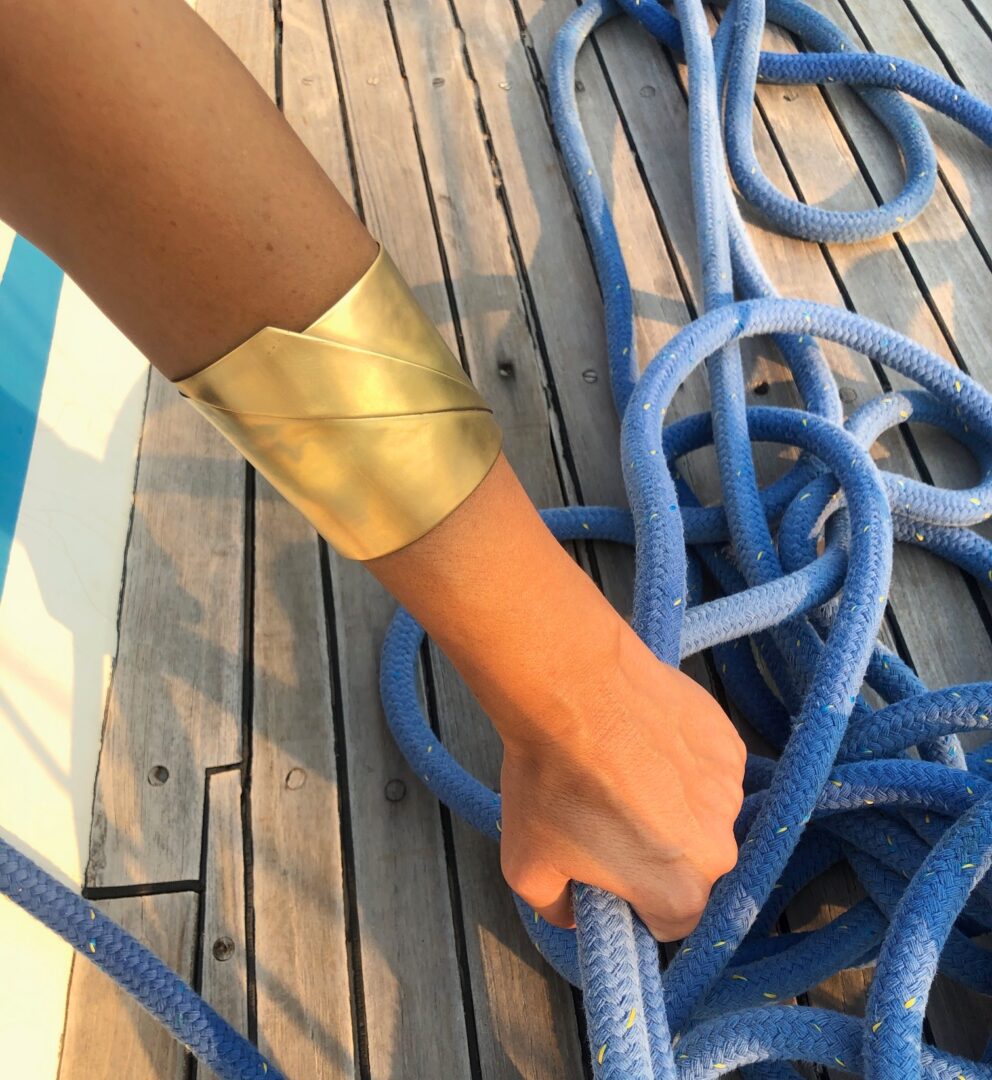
[0,237,64,600]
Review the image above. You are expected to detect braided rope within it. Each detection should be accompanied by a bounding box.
[381,0,992,1077]
[4,0,992,1077]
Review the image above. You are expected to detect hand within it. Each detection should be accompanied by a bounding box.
[496,626,746,942]
[366,452,746,941]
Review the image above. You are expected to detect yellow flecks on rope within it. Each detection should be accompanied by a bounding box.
[963,862,976,870]
[811,1022,822,1032]
[713,940,727,948]
[582,522,590,530]
[955,379,962,392]
[263,1067,268,1075]
[643,402,651,410]
[681,947,693,955]
[713,1064,728,1071]
[835,1057,846,1068]
[776,826,788,834]
[864,798,875,806]
[650,449,658,455]
[731,974,748,981]
[626,1008,637,1030]
[905,997,918,1009]
[496,820,502,833]
[872,1020,883,1034]
[970,497,982,506]
[886,835,893,846]
[534,911,540,923]
[831,779,842,787]
[672,1032,682,1048]
[925,813,931,824]
[89,909,96,921]
[967,786,974,795]
[757,551,764,561]
[915,532,925,542]
[900,410,909,420]
[799,492,811,501]
[673,597,683,607]
[88,941,97,954]
[896,216,904,225]
[763,992,778,1000]
[597,1043,607,1066]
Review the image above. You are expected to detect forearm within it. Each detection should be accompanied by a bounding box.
[0,0,621,748]
[367,452,627,748]
[0,0,377,380]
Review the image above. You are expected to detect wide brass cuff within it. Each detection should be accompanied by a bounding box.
[172,242,503,560]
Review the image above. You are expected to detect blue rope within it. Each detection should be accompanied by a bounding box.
[382,0,992,1077]
[4,1,992,1077]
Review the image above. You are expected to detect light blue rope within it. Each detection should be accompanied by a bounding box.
[382,1,992,1077]
[4,1,992,1077]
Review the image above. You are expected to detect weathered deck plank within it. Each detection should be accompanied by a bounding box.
[200,768,249,1080]
[250,466,356,1079]
[86,368,244,890]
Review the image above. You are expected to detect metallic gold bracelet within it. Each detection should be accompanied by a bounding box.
[172,242,503,561]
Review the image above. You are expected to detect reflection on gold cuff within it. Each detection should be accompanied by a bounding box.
[172,242,503,560]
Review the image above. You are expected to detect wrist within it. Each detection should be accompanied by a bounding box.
[366,452,633,749]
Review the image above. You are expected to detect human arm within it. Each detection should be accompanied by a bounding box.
[0,0,746,938]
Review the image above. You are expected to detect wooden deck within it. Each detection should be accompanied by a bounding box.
[58,0,992,1076]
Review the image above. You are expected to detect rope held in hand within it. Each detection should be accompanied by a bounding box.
[3,1,992,1078]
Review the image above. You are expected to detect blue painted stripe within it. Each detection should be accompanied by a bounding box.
[0,237,64,601]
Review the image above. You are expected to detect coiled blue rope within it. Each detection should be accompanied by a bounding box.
[4,1,992,1077]
[382,0,992,1077]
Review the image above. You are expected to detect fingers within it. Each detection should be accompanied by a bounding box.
[501,847,575,928]
[632,906,702,943]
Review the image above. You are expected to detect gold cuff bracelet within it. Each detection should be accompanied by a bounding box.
[173,242,503,561]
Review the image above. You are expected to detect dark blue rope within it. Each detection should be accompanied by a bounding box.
[5,0,992,1077]
[381,1,992,1077]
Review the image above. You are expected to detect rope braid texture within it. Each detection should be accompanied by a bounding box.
[381,0,992,1077]
[3,0,992,1078]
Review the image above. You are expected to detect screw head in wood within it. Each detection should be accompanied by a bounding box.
[285,767,307,791]
[384,779,407,802]
[212,937,235,962]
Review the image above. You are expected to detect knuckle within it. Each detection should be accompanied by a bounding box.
[704,836,740,879]
[657,876,711,925]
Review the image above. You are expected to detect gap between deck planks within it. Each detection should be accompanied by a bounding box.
[61,0,992,1077]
